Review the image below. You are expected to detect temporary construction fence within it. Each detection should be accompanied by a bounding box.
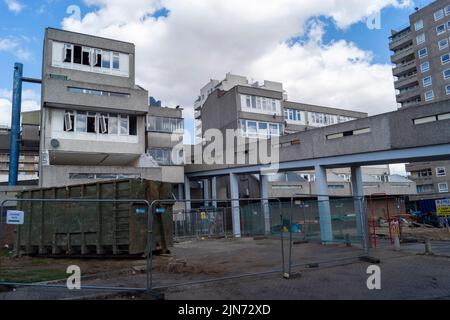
[0,197,156,294]
[0,194,373,298]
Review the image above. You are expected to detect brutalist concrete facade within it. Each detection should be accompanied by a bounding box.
[39,28,157,187]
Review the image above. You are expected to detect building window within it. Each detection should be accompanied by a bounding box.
[424,90,434,101]
[67,87,130,98]
[446,5,450,16]
[439,182,449,193]
[436,24,446,35]
[438,38,449,50]
[146,116,183,133]
[64,110,137,136]
[240,119,282,138]
[434,9,444,21]
[416,33,426,45]
[418,47,428,59]
[444,69,450,80]
[446,84,450,95]
[240,95,281,116]
[148,148,174,166]
[436,167,447,177]
[422,76,432,87]
[284,108,303,122]
[64,111,74,132]
[417,184,434,193]
[414,19,424,31]
[441,53,450,64]
[53,41,128,77]
[420,61,430,72]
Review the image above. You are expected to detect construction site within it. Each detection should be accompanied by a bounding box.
[0,18,449,301]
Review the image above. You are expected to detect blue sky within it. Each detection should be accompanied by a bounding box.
[0,0,436,140]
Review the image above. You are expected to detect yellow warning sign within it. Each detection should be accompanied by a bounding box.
[436,200,450,217]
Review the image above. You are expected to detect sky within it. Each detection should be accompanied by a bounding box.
[0,0,437,174]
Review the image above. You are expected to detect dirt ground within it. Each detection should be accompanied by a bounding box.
[0,236,449,300]
[375,225,450,241]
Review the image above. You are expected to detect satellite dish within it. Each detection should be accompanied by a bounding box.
[50,139,60,148]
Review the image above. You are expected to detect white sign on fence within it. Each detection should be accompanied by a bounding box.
[6,210,24,225]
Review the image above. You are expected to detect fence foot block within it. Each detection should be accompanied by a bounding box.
[359,256,380,264]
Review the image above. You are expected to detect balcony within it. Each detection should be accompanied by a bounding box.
[391,46,414,64]
[396,87,420,102]
[394,74,419,90]
[194,110,201,119]
[392,60,417,77]
[389,31,412,51]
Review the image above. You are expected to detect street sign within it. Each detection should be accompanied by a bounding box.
[6,210,24,225]
[436,199,450,217]
[156,207,166,214]
[135,208,146,215]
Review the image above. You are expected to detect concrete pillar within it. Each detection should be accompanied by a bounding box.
[203,179,210,207]
[260,174,271,235]
[351,166,364,238]
[184,175,191,212]
[315,165,333,242]
[229,173,241,237]
[211,176,217,209]
[177,183,184,200]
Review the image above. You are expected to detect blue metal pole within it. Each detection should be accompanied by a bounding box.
[8,63,23,186]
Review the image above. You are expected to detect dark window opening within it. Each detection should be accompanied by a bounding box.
[129,116,137,136]
[64,47,72,63]
[64,113,74,132]
[74,45,82,64]
[82,50,90,66]
[87,115,96,133]
[343,131,353,137]
[94,53,102,67]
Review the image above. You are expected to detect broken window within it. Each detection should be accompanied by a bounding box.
[99,114,108,134]
[87,113,97,133]
[63,44,72,63]
[94,49,102,67]
[113,52,120,69]
[73,45,82,64]
[82,47,91,66]
[64,111,74,132]
[129,115,137,136]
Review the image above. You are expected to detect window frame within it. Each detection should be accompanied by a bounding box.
[438,182,449,193]
[420,61,430,72]
[436,167,447,177]
[418,47,428,59]
[434,9,444,21]
[414,19,424,31]
[436,24,446,35]
[441,53,450,64]
[424,90,434,101]
[422,76,432,87]
[416,33,426,45]
[438,38,449,50]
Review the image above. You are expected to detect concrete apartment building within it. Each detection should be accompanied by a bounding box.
[390,0,450,202]
[190,73,415,202]
[0,111,40,185]
[38,28,184,187]
[146,105,184,183]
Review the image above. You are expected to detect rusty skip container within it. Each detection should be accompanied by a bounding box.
[14,179,174,256]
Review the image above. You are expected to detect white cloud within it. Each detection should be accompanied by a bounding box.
[0,89,40,127]
[0,37,32,61]
[3,0,24,13]
[61,0,410,135]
